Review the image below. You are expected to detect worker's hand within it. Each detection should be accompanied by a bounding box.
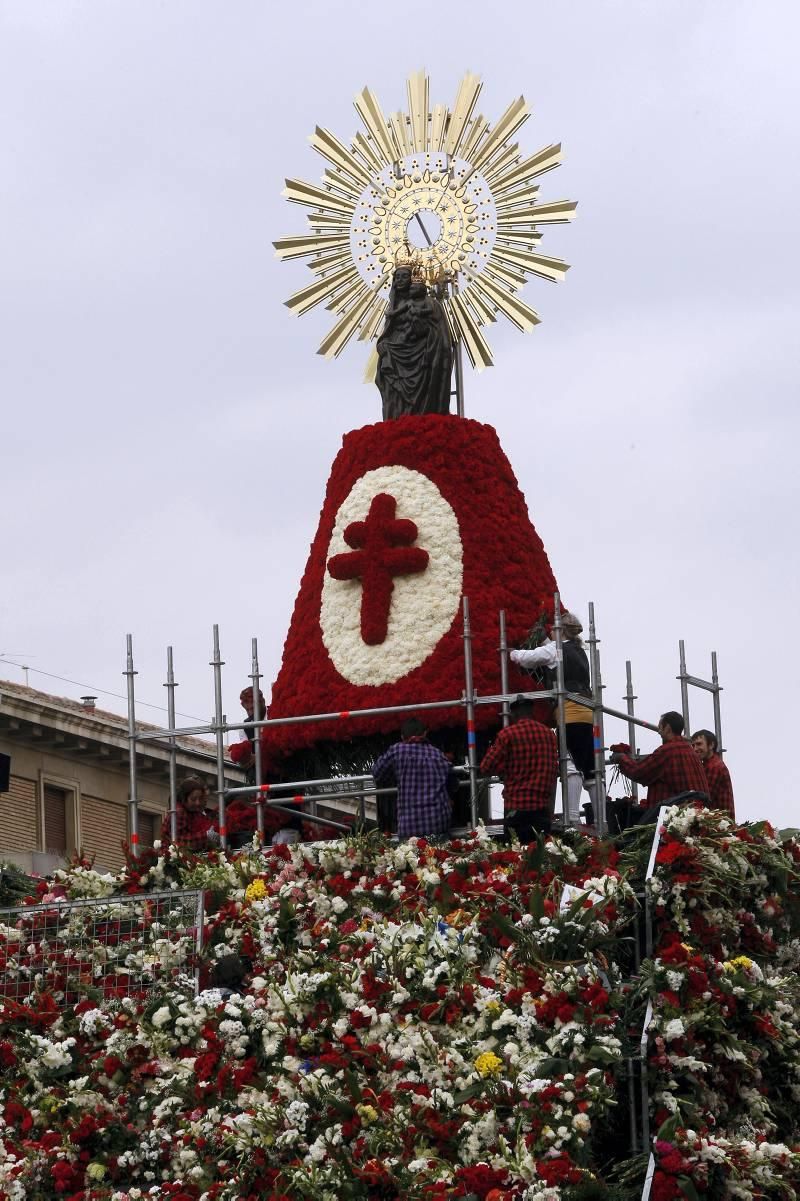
[608,742,630,763]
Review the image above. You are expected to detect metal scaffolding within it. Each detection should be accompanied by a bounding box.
[122,594,725,855]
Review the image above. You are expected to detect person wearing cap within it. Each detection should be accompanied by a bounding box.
[509,612,596,825]
[479,697,559,841]
[229,687,267,779]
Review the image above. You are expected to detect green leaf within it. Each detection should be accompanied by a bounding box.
[533,1057,572,1077]
[528,884,545,921]
[655,1114,681,1142]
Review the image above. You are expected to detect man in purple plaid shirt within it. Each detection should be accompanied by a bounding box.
[371,718,458,840]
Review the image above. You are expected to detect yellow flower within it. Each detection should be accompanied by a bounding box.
[244,879,267,903]
[474,1051,503,1078]
[86,1164,106,1182]
[356,1103,379,1125]
[484,1001,502,1018]
[723,955,753,973]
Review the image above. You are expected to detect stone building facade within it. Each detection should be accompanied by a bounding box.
[0,680,243,874]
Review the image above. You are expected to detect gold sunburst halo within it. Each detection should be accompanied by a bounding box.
[274,71,577,371]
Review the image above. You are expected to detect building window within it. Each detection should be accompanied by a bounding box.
[43,785,68,852]
[39,774,80,857]
[137,809,159,849]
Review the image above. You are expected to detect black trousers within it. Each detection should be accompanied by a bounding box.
[566,721,595,780]
[503,809,552,843]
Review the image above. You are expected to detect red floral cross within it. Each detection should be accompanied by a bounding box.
[327,492,429,645]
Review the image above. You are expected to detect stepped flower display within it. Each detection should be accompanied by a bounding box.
[0,809,799,1199]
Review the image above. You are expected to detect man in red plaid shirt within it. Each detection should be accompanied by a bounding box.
[610,711,709,808]
[479,697,558,841]
[691,729,736,819]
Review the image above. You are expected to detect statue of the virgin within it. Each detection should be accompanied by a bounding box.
[375,265,454,421]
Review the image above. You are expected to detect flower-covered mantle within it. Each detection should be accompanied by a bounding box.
[267,415,557,756]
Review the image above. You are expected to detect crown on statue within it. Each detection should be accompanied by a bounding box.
[394,244,455,291]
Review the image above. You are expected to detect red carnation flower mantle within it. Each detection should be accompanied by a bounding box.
[267,414,559,754]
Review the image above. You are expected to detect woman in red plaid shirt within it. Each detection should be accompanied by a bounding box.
[160,776,214,851]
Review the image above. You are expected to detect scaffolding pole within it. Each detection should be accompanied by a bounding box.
[712,652,724,756]
[210,625,227,853]
[462,596,480,826]
[250,638,265,844]
[624,660,639,805]
[122,594,725,845]
[165,646,178,843]
[678,639,691,738]
[588,603,608,837]
[124,634,140,858]
[498,609,511,728]
[677,646,725,756]
[552,595,572,828]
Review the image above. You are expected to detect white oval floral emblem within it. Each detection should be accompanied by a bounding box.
[320,466,464,686]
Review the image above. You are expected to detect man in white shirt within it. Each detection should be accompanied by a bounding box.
[509,612,596,825]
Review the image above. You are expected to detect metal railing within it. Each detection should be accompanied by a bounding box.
[122,596,724,854]
[0,888,204,1003]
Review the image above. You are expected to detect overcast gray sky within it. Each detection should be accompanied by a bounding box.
[2,0,798,826]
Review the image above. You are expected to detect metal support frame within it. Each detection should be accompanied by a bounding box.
[124,634,140,858]
[551,595,572,827]
[165,646,178,842]
[250,638,265,843]
[624,660,639,805]
[677,643,724,754]
[636,805,671,1189]
[498,609,511,728]
[461,596,480,827]
[711,652,723,757]
[0,888,205,1001]
[210,625,227,852]
[678,640,691,741]
[122,596,724,847]
[587,603,608,837]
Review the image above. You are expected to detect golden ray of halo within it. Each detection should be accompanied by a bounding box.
[275,72,576,369]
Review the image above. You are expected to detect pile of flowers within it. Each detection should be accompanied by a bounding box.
[1,810,799,1199]
[630,807,800,1199]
